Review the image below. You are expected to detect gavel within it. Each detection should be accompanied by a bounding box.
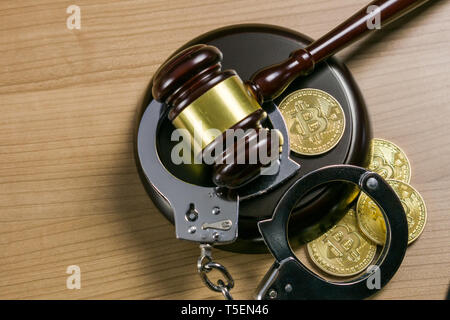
[152,0,429,189]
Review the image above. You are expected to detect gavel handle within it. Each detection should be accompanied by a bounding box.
[247,0,430,103]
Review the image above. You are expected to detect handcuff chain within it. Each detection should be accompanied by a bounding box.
[197,244,234,300]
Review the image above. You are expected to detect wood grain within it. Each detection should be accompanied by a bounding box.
[0,0,448,300]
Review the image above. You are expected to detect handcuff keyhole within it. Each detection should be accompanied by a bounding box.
[186,203,199,222]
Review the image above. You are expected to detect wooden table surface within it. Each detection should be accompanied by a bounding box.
[1,0,449,300]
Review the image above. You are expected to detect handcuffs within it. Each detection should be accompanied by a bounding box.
[135,0,431,299]
[256,165,408,300]
[136,101,409,300]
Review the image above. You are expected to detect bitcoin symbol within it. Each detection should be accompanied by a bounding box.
[399,187,414,229]
[307,208,377,277]
[368,139,411,183]
[402,200,414,229]
[279,89,345,156]
[367,201,385,233]
[324,225,361,263]
[371,155,394,179]
[290,100,328,144]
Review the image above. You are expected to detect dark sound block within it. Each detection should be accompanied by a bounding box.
[135,24,371,253]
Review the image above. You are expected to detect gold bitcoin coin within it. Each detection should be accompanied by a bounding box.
[307,208,377,277]
[356,179,427,245]
[279,88,346,156]
[368,138,411,183]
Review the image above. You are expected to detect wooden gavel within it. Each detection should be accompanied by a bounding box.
[152,0,429,189]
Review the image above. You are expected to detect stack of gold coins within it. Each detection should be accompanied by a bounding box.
[306,138,427,277]
[356,139,427,246]
[278,89,427,276]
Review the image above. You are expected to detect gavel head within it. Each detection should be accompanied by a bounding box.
[152,44,283,189]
